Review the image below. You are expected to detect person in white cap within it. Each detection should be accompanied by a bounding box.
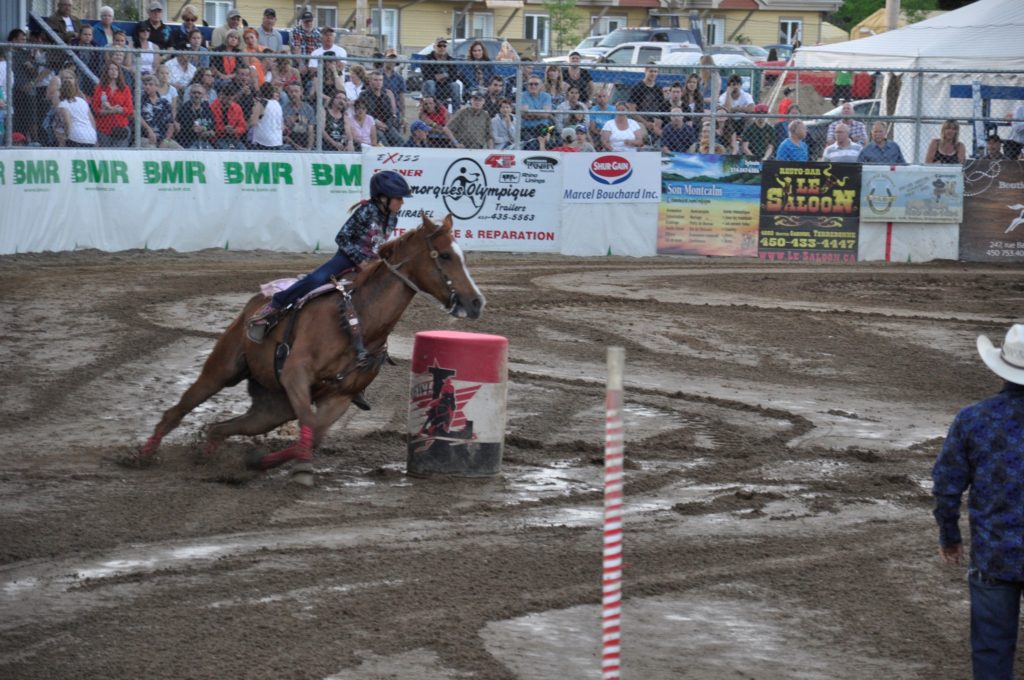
[932,323,1024,679]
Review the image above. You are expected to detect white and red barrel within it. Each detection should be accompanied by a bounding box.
[406,330,508,477]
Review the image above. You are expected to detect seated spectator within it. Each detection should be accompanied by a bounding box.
[346,98,377,150]
[628,65,669,143]
[211,8,244,50]
[172,5,201,50]
[661,107,698,154]
[744,103,776,160]
[495,41,518,62]
[46,0,82,45]
[69,24,100,81]
[979,133,1007,160]
[381,51,407,126]
[321,91,354,152]
[521,74,555,139]
[186,67,218,103]
[256,7,282,51]
[858,121,906,164]
[176,83,216,148]
[317,55,346,102]
[459,40,495,101]
[575,124,597,152]
[555,85,588,130]
[242,28,267,85]
[690,121,726,155]
[925,119,966,164]
[698,55,721,102]
[589,86,615,149]
[820,122,862,162]
[105,42,135,90]
[134,24,157,76]
[418,95,457,147]
[717,74,754,140]
[491,98,516,150]
[543,64,566,107]
[248,82,284,150]
[139,74,180,148]
[825,101,867,146]
[482,75,505,118]
[211,29,243,86]
[601,101,644,153]
[359,69,403,145]
[270,51,301,93]
[94,5,116,47]
[167,51,197,95]
[44,61,79,144]
[521,125,555,151]
[155,64,178,116]
[776,119,809,161]
[1005,102,1024,160]
[210,81,247,149]
[549,127,582,152]
[562,52,593,103]
[91,62,133,147]
[282,82,315,150]
[774,103,799,148]
[421,37,460,107]
[185,29,211,69]
[136,1,173,51]
[231,66,257,120]
[56,77,96,147]
[406,119,432,148]
[447,88,492,149]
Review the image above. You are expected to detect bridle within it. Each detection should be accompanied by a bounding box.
[380,227,459,314]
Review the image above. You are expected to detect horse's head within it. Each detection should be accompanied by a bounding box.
[379,213,486,319]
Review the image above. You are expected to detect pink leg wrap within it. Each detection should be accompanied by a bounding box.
[256,425,314,471]
[140,434,163,457]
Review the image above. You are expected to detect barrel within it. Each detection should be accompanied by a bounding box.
[406,331,508,477]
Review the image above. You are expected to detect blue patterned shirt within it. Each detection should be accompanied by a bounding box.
[932,382,1024,581]
[335,201,397,265]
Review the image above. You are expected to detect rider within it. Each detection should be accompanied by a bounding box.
[248,170,413,335]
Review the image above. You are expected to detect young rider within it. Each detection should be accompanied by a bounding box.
[248,170,413,336]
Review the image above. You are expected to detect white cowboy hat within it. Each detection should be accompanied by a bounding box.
[977,324,1024,384]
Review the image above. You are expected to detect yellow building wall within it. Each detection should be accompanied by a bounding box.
[716,11,825,47]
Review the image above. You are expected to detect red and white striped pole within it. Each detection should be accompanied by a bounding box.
[602,347,625,680]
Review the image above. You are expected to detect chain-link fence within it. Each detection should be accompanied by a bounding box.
[2,42,1022,163]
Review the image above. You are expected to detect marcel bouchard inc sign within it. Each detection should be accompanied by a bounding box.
[561,153,661,203]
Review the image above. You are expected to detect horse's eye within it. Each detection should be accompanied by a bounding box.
[438,252,452,261]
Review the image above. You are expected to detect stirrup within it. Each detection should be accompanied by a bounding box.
[246,302,279,343]
[352,391,371,411]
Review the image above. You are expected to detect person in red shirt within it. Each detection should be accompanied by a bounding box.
[91,62,134,146]
[210,81,247,149]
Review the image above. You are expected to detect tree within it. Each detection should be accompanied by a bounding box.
[830,0,942,31]
[544,0,584,55]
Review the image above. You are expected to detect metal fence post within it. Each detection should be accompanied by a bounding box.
[513,62,522,149]
[315,58,324,152]
[913,69,923,163]
[133,54,142,148]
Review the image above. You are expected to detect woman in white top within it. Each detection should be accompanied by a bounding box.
[249,82,284,149]
[135,24,157,75]
[57,78,97,147]
[346,98,377,150]
[155,63,178,116]
[344,64,366,102]
[601,100,644,153]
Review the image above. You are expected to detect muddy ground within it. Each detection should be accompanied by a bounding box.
[0,249,1020,679]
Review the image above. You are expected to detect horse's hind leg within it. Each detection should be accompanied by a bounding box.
[140,324,248,458]
[203,380,293,456]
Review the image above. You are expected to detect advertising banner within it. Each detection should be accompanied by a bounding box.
[0,149,362,254]
[361,148,562,253]
[860,165,964,223]
[561,152,661,203]
[960,159,1024,262]
[657,153,761,257]
[758,161,862,263]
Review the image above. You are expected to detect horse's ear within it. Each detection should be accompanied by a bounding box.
[443,213,454,231]
[419,210,432,230]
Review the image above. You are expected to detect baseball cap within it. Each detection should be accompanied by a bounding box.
[300,10,314,20]
[435,37,448,46]
[227,8,241,18]
[469,88,485,99]
[411,120,431,133]
[754,103,769,113]
[561,127,576,142]
[321,27,335,34]
[568,51,581,57]
[263,8,275,16]
[987,133,1002,142]
[148,1,163,11]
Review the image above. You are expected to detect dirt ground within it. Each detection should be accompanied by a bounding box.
[0,249,1021,679]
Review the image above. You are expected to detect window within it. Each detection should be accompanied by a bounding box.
[371,8,398,50]
[779,19,802,45]
[203,1,232,26]
[604,47,635,65]
[525,14,550,56]
[455,13,494,39]
[594,15,626,36]
[637,47,663,64]
[703,17,725,45]
[317,6,337,30]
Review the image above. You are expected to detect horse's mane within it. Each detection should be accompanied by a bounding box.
[356,216,453,286]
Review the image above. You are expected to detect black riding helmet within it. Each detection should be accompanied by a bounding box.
[370,170,413,201]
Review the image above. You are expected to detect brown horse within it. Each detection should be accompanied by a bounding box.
[138,214,485,479]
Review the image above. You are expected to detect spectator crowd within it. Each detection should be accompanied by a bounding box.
[3,2,1023,162]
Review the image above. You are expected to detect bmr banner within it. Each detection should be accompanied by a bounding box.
[362,148,562,253]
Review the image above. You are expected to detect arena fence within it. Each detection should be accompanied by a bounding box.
[2,43,1022,164]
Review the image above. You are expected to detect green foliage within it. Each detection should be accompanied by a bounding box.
[830,0,884,31]
[543,0,583,54]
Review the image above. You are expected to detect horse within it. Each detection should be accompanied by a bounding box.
[137,213,486,481]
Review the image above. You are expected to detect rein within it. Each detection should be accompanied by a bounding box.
[380,229,458,313]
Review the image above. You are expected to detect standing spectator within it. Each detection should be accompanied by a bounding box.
[925,119,967,164]
[543,64,566,107]
[212,9,244,50]
[346,98,377,150]
[1005,102,1024,160]
[589,85,615,147]
[459,40,494,100]
[166,51,197,95]
[211,30,242,86]
[320,91,354,152]
[555,85,588,130]
[381,51,407,126]
[744,103,776,160]
[561,51,593,103]
[831,70,853,106]
[697,55,720,102]
[406,119,431,148]
[601,100,644,153]
[210,81,247,149]
[139,74,180,148]
[69,24,100,90]
[628,65,669,144]
[308,27,347,71]
[177,83,216,148]
[281,82,314,150]
[482,75,504,118]
[776,120,808,161]
[858,121,907,164]
[361,70,402,146]
[520,74,554,139]
[56,78,96,147]
[717,74,754,140]
[932,324,1024,680]
[91,62,133,147]
[661,107,697,154]
[291,10,321,81]
[45,0,82,44]
[257,8,283,52]
[421,37,460,107]
[825,101,867,146]
[495,41,518,62]
[447,88,492,149]
[778,87,795,115]
[248,82,283,150]
[979,134,1007,160]
[94,6,116,47]
[490,98,515,149]
[820,122,862,162]
[171,5,201,50]
[136,2,172,51]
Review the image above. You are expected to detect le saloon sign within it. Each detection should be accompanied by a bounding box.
[562,153,661,203]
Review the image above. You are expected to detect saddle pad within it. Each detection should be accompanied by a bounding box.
[259,277,352,309]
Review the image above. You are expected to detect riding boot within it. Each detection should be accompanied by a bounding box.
[352,391,371,411]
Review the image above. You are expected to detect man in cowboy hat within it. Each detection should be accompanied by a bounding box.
[932,324,1024,679]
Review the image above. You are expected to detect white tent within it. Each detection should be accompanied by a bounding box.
[794,0,1024,161]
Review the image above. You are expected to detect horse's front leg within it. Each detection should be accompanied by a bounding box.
[251,360,319,471]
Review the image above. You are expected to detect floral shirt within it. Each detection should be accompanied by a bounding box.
[140,96,174,141]
[335,201,397,264]
[932,382,1024,581]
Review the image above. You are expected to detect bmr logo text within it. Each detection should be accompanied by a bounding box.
[589,155,632,185]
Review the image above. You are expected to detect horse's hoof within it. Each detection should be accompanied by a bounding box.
[248,445,311,471]
[289,462,315,487]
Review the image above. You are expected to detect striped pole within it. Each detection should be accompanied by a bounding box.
[602,347,625,680]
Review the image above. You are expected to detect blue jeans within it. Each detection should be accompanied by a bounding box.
[969,567,1023,680]
[271,250,354,309]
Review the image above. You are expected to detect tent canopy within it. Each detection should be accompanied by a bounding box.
[795,0,1024,70]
